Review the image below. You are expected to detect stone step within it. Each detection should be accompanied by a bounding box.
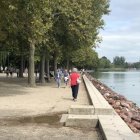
[68,105,94,115]
[65,114,98,128]
[60,114,68,124]
[94,107,114,115]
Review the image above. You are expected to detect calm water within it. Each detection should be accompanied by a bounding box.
[91,71,140,107]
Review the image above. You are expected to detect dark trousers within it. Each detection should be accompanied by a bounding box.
[71,84,79,99]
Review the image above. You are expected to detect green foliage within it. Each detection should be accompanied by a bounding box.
[113,56,126,68]
[71,47,99,69]
[0,0,110,71]
[99,56,111,68]
[50,0,110,69]
[51,0,110,47]
[0,51,8,66]
[133,62,140,69]
[126,62,140,69]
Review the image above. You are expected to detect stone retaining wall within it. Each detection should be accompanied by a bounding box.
[86,73,140,134]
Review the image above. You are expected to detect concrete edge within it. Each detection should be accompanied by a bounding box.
[82,75,114,115]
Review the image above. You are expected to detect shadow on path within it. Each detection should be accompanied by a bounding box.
[0,77,31,97]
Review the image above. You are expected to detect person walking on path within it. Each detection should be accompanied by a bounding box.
[55,69,62,88]
[24,68,28,77]
[69,68,80,101]
[16,68,19,77]
[63,69,69,86]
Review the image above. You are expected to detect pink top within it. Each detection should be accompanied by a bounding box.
[70,72,80,86]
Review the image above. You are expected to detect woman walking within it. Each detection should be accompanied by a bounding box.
[55,69,62,88]
[69,68,80,101]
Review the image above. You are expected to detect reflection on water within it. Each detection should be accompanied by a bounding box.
[91,71,140,107]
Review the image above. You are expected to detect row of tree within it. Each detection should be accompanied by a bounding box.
[0,0,110,86]
[99,56,140,69]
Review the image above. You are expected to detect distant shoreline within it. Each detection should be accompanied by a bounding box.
[97,68,140,72]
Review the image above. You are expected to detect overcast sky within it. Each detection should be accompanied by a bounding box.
[96,0,140,63]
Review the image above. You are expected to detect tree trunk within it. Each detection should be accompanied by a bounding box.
[28,40,36,87]
[66,57,70,70]
[19,51,24,78]
[46,59,50,82]
[54,54,57,75]
[39,51,45,84]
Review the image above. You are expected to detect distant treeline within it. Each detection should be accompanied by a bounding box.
[98,56,140,70]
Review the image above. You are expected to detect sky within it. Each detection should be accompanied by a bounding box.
[96,0,140,63]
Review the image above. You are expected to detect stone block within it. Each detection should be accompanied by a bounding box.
[68,105,94,115]
[65,114,98,128]
[98,115,140,140]
[60,114,68,124]
[94,107,114,115]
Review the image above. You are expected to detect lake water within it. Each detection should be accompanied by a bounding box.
[91,71,140,107]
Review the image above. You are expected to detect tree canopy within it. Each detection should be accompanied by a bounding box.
[0,0,110,86]
[113,56,126,68]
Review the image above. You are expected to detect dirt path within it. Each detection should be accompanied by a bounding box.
[0,74,90,117]
[0,73,103,140]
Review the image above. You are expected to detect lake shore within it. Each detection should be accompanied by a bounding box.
[86,73,140,135]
